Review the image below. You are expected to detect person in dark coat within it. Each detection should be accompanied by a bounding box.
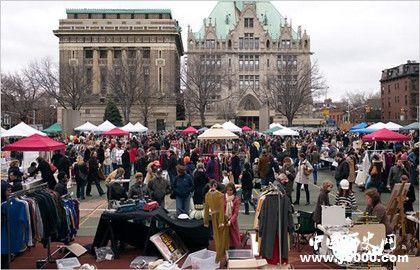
[97,143,105,165]
[313,181,333,224]
[36,156,57,189]
[8,160,23,192]
[206,155,220,181]
[387,158,409,190]
[192,162,207,205]
[231,151,241,184]
[128,173,148,199]
[148,169,171,208]
[167,150,178,186]
[73,155,88,200]
[87,151,105,197]
[51,150,63,167]
[334,152,350,188]
[241,162,255,215]
[365,188,392,235]
[173,165,194,215]
[121,146,131,191]
[57,154,72,178]
[54,172,68,196]
[250,143,259,166]
[134,154,147,176]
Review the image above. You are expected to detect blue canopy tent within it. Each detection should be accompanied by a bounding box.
[349,122,367,131]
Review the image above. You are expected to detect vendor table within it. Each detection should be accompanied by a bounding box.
[91,207,210,257]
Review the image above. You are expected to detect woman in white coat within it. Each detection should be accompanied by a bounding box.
[293,152,313,205]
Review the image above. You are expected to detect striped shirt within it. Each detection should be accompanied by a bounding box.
[335,192,357,214]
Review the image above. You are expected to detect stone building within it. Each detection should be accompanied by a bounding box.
[53,9,183,131]
[186,1,321,129]
[380,60,419,124]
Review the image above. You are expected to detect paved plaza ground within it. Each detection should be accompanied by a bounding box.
[74,169,419,237]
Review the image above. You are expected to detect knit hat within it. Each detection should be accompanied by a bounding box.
[339,179,349,190]
[183,156,190,164]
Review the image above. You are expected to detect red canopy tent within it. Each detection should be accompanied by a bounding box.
[103,128,129,136]
[182,126,198,135]
[3,134,66,151]
[362,128,410,142]
[242,126,252,132]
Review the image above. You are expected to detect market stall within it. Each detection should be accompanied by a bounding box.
[96,120,116,133]
[222,121,242,133]
[182,126,198,135]
[197,124,239,140]
[91,207,210,257]
[103,128,129,137]
[133,122,149,133]
[272,127,300,137]
[400,122,419,131]
[42,123,63,135]
[362,128,410,142]
[74,121,98,133]
[1,122,47,138]
[241,126,252,132]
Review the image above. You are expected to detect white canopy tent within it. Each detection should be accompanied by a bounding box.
[133,122,149,133]
[384,122,403,131]
[222,121,242,133]
[365,122,387,131]
[198,124,239,140]
[272,127,299,137]
[74,121,98,132]
[269,123,286,129]
[1,122,47,138]
[96,120,116,133]
[121,122,135,132]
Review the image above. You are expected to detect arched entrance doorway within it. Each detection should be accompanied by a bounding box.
[236,94,261,130]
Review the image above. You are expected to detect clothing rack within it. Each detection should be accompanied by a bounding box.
[6,182,48,268]
[266,182,286,265]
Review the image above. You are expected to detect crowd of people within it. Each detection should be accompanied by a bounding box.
[2,128,419,245]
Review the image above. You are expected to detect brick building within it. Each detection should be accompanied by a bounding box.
[53,9,184,131]
[380,60,419,124]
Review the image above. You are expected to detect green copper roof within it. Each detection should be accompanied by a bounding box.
[194,0,298,40]
[66,8,172,14]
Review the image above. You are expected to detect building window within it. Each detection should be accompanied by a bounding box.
[85,109,90,114]
[159,50,162,58]
[266,40,270,49]
[74,14,78,19]
[88,14,91,19]
[114,50,121,58]
[239,55,259,70]
[131,14,134,19]
[102,13,106,19]
[117,14,120,19]
[281,40,291,49]
[145,14,149,19]
[388,85,390,93]
[142,48,150,58]
[99,50,107,58]
[405,95,408,105]
[85,50,93,59]
[128,49,137,58]
[202,55,222,70]
[228,58,231,67]
[244,18,254,28]
[159,14,163,19]
[239,75,259,90]
[267,59,270,67]
[228,40,232,49]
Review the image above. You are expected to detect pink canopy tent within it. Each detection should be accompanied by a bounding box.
[3,134,66,151]
[242,126,252,132]
[182,126,198,135]
[103,128,129,136]
[362,128,410,142]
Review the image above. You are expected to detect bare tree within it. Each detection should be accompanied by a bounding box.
[260,60,327,126]
[31,57,92,111]
[1,70,46,123]
[181,54,234,126]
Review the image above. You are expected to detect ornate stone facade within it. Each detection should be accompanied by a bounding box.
[187,1,321,129]
[54,9,183,131]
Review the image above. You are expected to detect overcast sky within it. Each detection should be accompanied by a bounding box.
[1,0,419,100]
